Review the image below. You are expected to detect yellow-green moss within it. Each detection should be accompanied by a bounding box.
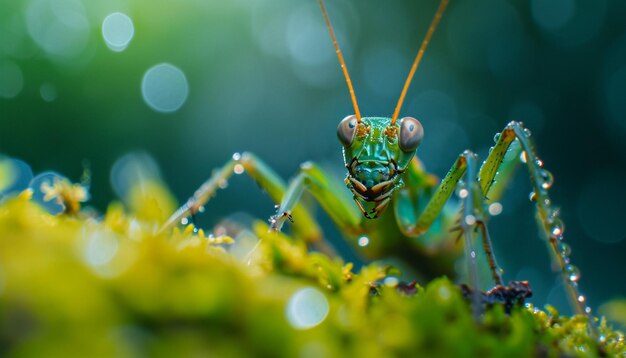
[0,188,624,357]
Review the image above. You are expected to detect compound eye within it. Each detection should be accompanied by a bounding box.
[399,117,424,152]
[337,115,358,147]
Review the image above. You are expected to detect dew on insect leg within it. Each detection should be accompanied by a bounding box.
[232,152,242,161]
[218,179,228,189]
[455,181,468,199]
[577,295,586,303]
[535,159,544,168]
[566,264,581,282]
[528,191,537,202]
[523,128,532,137]
[457,188,469,198]
[357,236,369,247]
[539,169,554,189]
[549,217,565,237]
[557,242,571,256]
[493,133,501,143]
[198,206,205,213]
[181,217,189,225]
[233,164,245,175]
[520,151,528,163]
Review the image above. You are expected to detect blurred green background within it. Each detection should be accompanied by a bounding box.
[1,0,625,314]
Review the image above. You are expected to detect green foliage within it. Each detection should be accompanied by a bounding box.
[0,185,624,357]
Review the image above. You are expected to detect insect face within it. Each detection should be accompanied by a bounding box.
[338,115,423,218]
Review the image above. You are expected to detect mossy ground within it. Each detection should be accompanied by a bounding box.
[0,182,624,357]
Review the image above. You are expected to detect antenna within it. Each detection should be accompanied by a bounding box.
[391,0,449,125]
[318,0,362,122]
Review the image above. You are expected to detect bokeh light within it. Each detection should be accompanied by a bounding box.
[110,152,161,200]
[0,60,24,98]
[39,82,57,102]
[531,0,576,31]
[28,171,68,214]
[101,12,134,52]
[285,287,330,329]
[605,65,626,131]
[0,156,33,195]
[0,0,625,316]
[141,63,189,113]
[25,0,90,59]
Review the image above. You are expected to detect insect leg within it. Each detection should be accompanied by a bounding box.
[395,154,467,238]
[458,150,484,318]
[159,152,323,246]
[478,121,591,320]
[270,161,363,241]
[476,221,504,286]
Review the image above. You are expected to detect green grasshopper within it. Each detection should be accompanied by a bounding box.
[161,0,590,318]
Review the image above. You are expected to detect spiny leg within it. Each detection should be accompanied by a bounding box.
[394,151,504,300]
[476,221,503,286]
[458,150,483,318]
[478,121,592,324]
[270,161,363,241]
[159,152,324,248]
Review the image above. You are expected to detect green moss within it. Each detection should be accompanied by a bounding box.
[0,186,624,357]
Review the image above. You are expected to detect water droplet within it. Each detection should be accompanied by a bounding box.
[197,206,205,213]
[218,179,228,189]
[528,191,537,202]
[540,169,554,189]
[557,242,571,256]
[464,215,476,225]
[181,217,189,225]
[577,295,586,303]
[457,188,469,199]
[565,264,581,282]
[520,151,528,163]
[357,236,369,247]
[524,128,532,137]
[585,306,591,314]
[535,159,544,168]
[285,287,329,329]
[470,250,476,258]
[493,133,501,143]
[549,217,565,236]
[232,152,242,161]
[233,164,245,175]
